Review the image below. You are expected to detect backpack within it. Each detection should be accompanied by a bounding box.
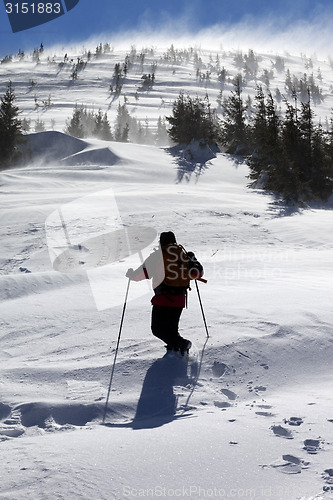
[162,243,190,289]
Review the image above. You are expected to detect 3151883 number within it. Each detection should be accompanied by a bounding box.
[5,3,62,14]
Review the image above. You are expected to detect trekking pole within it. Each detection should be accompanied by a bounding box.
[195,279,209,338]
[102,277,131,424]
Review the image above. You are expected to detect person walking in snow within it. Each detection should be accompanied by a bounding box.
[126,231,204,355]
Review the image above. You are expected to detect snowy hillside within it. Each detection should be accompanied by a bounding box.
[2,41,333,139]
[1,42,333,500]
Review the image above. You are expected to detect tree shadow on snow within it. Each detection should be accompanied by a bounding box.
[166,141,219,183]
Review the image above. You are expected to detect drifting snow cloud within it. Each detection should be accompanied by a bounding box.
[37,1,333,64]
[198,15,333,58]
[80,11,333,61]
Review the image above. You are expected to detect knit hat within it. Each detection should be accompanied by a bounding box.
[159,231,176,246]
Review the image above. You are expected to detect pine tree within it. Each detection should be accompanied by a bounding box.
[100,113,113,141]
[298,96,332,200]
[166,92,217,145]
[112,63,123,95]
[247,86,269,180]
[93,109,103,138]
[166,91,187,143]
[250,86,266,142]
[0,82,23,167]
[279,99,303,200]
[247,87,284,187]
[322,114,333,198]
[247,88,332,201]
[114,104,136,142]
[155,116,169,145]
[93,110,113,140]
[237,80,333,202]
[65,105,84,138]
[34,118,46,132]
[243,49,259,80]
[263,92,285,188]
[310,123,332,200]
[220,75,248,154]
[298,93,313,196]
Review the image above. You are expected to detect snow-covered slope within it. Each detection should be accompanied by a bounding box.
[1,44,333,500]
[2,42,333,136]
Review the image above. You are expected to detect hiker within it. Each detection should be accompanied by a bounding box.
[126,231,204,355]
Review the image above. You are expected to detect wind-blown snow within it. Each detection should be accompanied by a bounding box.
[0,44,333,500]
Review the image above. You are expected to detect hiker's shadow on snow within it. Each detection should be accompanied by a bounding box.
[103,341,208,430]
[131,354,189,429]
[166,141,219,183]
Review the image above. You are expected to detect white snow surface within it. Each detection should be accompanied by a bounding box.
[1,44,333,500]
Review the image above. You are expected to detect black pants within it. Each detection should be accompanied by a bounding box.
[151,305,185,349]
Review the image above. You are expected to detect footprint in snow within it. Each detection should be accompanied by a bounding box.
[19,266,31,273]
[0,425,25,438]
[269,454,310,474]
[284,416,304,426]
[221,388,237,401]
[255,403,276,417]
[303,438,321,454]
[271,424,293,439]
[214,401,232,409]
[212,362,228,377]
[0,406,25,438]
[247,384,267,393]
[0,403,11,420]
[254,385,267,392]
[322,468,333,485]
[256,410,276,417]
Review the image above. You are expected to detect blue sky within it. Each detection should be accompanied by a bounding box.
[1,0,333,58]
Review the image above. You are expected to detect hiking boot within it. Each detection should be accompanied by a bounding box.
[179,339,192,356]
[165,345,179,353]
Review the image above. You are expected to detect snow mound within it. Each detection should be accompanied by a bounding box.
[167,140,220,181]
[183,139,220,163]
[61,146,121,166]
[17,402,101,428]
[21,131,88,163]
[168,139,219,164]
[19,131,121,166]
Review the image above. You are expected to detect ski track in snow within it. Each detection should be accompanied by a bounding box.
[1,44,333,500]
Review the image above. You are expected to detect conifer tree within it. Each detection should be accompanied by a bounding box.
[155,116,169,145]
[246,88,332,201]
[271,97,303,200]
[114,104,134,142]
[220,75,248,154]
[93,109,103,138]
[166,91,187,143]
[100,112,113,141]
[65,105,84,138]
[0,82,23,167]
[166,92,217,145]
[310,123,332,200]
[298,94,314,196]
[298,96,332,200]
[248,86,271,180]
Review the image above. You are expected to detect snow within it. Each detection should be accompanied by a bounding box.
[1,43,333,500]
